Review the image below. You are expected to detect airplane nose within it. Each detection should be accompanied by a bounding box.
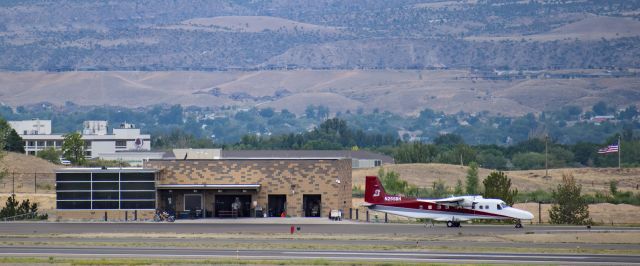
[522,210,534,220]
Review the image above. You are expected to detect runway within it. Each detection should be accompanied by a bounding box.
[1,246,639,264]
[2,222,638,235]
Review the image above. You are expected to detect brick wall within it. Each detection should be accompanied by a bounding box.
[54,210,155,221]
[145,159,352,217]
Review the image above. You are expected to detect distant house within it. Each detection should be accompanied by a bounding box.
[590,115,615,124]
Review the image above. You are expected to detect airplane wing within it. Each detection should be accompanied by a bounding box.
[419,196,467,204]
[433,196,467,204]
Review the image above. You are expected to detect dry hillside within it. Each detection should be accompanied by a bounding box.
[0,152,60,194]
[1,70,638,116]
[173,16,341,33]
[353,164,640,195]
[466,15,640,41]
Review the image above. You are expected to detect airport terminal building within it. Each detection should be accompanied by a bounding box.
[55,158,352,220]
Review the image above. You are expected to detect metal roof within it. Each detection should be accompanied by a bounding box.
[156,184,260,190]
[55,168,158,173]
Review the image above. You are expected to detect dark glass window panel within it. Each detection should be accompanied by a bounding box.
[57,201,91,209]
[92,182,119,190]
[56,173,90,182]
[56,182,90,190]
[184,195,202,211]
[121,191,155,200]
[93,192,119,200]
[121,201,155,209]
[56,192,91,200]
[121,182,155,190]
[121,173,154,181]
[92,201,119,209]
[93,173,118,181]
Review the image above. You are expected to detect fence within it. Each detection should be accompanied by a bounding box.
[0,172,56,194]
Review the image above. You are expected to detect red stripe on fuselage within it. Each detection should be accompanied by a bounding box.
[376,199,510,219]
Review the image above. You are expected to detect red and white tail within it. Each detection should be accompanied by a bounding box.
[365,176,415,204]
[365,176,388,204]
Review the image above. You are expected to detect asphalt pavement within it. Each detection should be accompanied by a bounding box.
[1,222,638,235]
[1,246,638,264]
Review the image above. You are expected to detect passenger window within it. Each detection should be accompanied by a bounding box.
[479,205,483,209]
[485,205,489,209]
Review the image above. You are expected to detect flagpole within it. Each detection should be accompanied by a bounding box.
[618,135,621,169]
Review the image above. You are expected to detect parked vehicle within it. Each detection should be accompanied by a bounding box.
[153,209,175,222]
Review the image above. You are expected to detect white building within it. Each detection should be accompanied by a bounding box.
[9,120,151,160]
[8,119,51,135]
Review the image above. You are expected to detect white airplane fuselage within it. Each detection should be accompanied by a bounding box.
[364,176,534,223]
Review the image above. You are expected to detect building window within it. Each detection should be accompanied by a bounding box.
[374,160,381,167]
[28,151,35,155]
[115,140,127,149]
[46,141,54,147]
[56,171,156,210]
[37,141,44,147]
[84,151,92,157]
[55,141,62,147]
[84,141,91,149]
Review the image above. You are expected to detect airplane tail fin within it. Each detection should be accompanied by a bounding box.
[365,176,388,204]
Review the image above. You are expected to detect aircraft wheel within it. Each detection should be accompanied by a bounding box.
[515,223,523,228]
[446,221,454,228]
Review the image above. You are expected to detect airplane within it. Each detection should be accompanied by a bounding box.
[363,176,534,228]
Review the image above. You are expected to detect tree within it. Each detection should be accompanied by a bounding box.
[433,133,465,148]
[305,105,316,119]
[609,180,618,196]
[0,194,39,219]
[258,108,275,118]
[592,101,611,116]
[377,168,408,195]
[5,129,24,153]
[37,147,61,164]
[549,173,591,225]
[454,179,464,195]
[512,152,546,170]
[432,179,448,198]
[465,162,479,195]
[62,132,85,165]
[393,142,438,163]
[0,118,24,153]
[483,171,518,206]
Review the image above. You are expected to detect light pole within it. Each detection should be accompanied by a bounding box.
[545,135,549,178]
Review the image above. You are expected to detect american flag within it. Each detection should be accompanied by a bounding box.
[598,141,619,154]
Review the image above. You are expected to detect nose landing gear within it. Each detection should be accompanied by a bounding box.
[515,219,523,228]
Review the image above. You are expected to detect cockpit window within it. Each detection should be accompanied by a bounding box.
[499,202,508,209]
[497,204,502,210]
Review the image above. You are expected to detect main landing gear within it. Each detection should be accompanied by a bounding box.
[446,221,461,228]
